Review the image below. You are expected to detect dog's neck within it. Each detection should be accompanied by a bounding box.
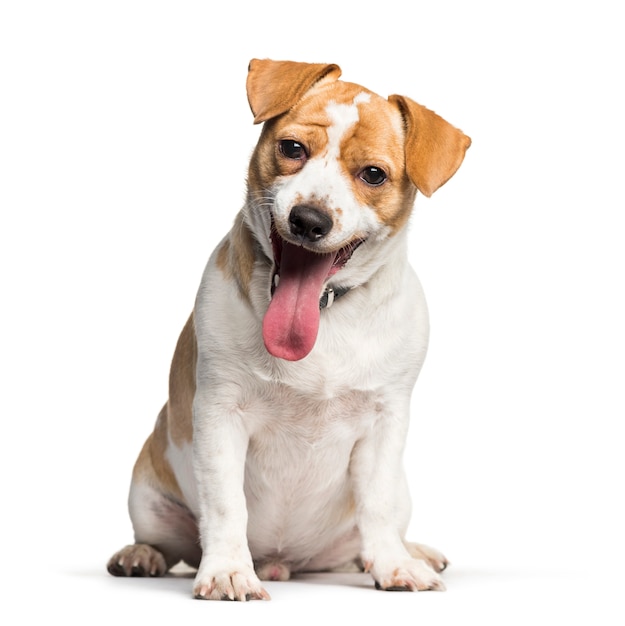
[319,229,410,310]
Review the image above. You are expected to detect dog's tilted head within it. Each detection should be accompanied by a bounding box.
[243,59,471,362]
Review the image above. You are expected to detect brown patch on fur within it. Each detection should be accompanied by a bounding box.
[133,411,184,500]
[368,176,417,235]
[168,313,197,446]
[132,313,198,501]
[216,238,232,279]
[230,212,255,299]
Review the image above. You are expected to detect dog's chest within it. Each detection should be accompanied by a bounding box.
[244,383,381,464]
[244,386,377,484]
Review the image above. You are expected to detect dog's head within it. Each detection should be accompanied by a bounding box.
[244,59,470,362]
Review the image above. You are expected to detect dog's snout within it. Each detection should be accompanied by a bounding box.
[289,205,333,242]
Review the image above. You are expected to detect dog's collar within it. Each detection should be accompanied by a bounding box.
[319,285,352,309]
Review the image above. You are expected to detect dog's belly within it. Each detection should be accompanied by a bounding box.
[241,388,378,569]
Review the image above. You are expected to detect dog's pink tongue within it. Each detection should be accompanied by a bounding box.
[263,242,335,361]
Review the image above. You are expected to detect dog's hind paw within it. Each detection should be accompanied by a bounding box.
[368,557,445,592]
[107,544,168,577]
[193,561,270,601]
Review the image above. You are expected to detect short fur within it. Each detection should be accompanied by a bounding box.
[107,59,470,601]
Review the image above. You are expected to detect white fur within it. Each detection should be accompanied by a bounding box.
[165,439,198,513]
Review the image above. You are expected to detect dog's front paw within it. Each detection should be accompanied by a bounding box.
[367,557,445,592]
[193,561,270,601]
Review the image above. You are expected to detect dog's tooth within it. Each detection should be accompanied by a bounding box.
[274,274,280,287]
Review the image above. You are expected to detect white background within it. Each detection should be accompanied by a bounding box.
[2,1,624,623]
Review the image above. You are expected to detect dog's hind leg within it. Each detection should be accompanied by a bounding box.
[107,480,201,577]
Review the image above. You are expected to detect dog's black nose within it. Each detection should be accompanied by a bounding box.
[289,205,333,242]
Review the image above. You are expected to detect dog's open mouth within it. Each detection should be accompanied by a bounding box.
[262,221,363,362]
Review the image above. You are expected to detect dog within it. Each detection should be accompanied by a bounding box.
[107,58,470,601]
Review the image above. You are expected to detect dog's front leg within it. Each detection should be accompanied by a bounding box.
[351,399,445,592]
[191,388,270,601]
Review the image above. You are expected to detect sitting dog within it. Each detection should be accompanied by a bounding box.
[107,58,470,601]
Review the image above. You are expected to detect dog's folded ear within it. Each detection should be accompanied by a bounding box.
[247,59,342,124]
[389,95,471,197]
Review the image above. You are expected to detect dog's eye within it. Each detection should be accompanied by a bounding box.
[279,140,307,160]
[359,166,387,186]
